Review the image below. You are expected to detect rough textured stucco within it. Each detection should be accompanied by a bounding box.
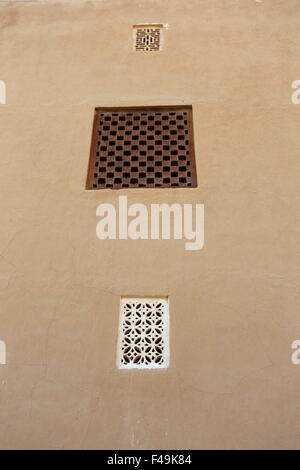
[0,0,300,450]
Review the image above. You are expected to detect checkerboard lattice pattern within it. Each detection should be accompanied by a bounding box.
[87,106,197,190]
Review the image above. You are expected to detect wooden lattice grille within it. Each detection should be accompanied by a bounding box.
[86,106,197,190]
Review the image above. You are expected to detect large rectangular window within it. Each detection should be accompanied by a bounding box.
[86,106,197,190]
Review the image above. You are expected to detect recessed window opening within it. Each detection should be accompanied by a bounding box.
[86,106,197,190]
[117,298,170,370]
[133,24,163,52]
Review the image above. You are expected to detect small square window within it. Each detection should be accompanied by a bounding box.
[117,298,170,370]
[133,24,163,52]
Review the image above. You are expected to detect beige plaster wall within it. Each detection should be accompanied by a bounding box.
[0,0,300,449]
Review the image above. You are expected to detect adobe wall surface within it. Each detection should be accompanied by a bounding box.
[0,0,299,449]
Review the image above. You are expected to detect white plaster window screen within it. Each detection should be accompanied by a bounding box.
[133,24,164,52]
[0,340,6,365]
[0,81,6,105]
[117,298,169,369]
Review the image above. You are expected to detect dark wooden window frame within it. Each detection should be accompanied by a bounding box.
[86,105,197,190]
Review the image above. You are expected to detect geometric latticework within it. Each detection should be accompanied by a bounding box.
[86,106,197,190]
[134,25,162,52]
[117,298,169,369]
